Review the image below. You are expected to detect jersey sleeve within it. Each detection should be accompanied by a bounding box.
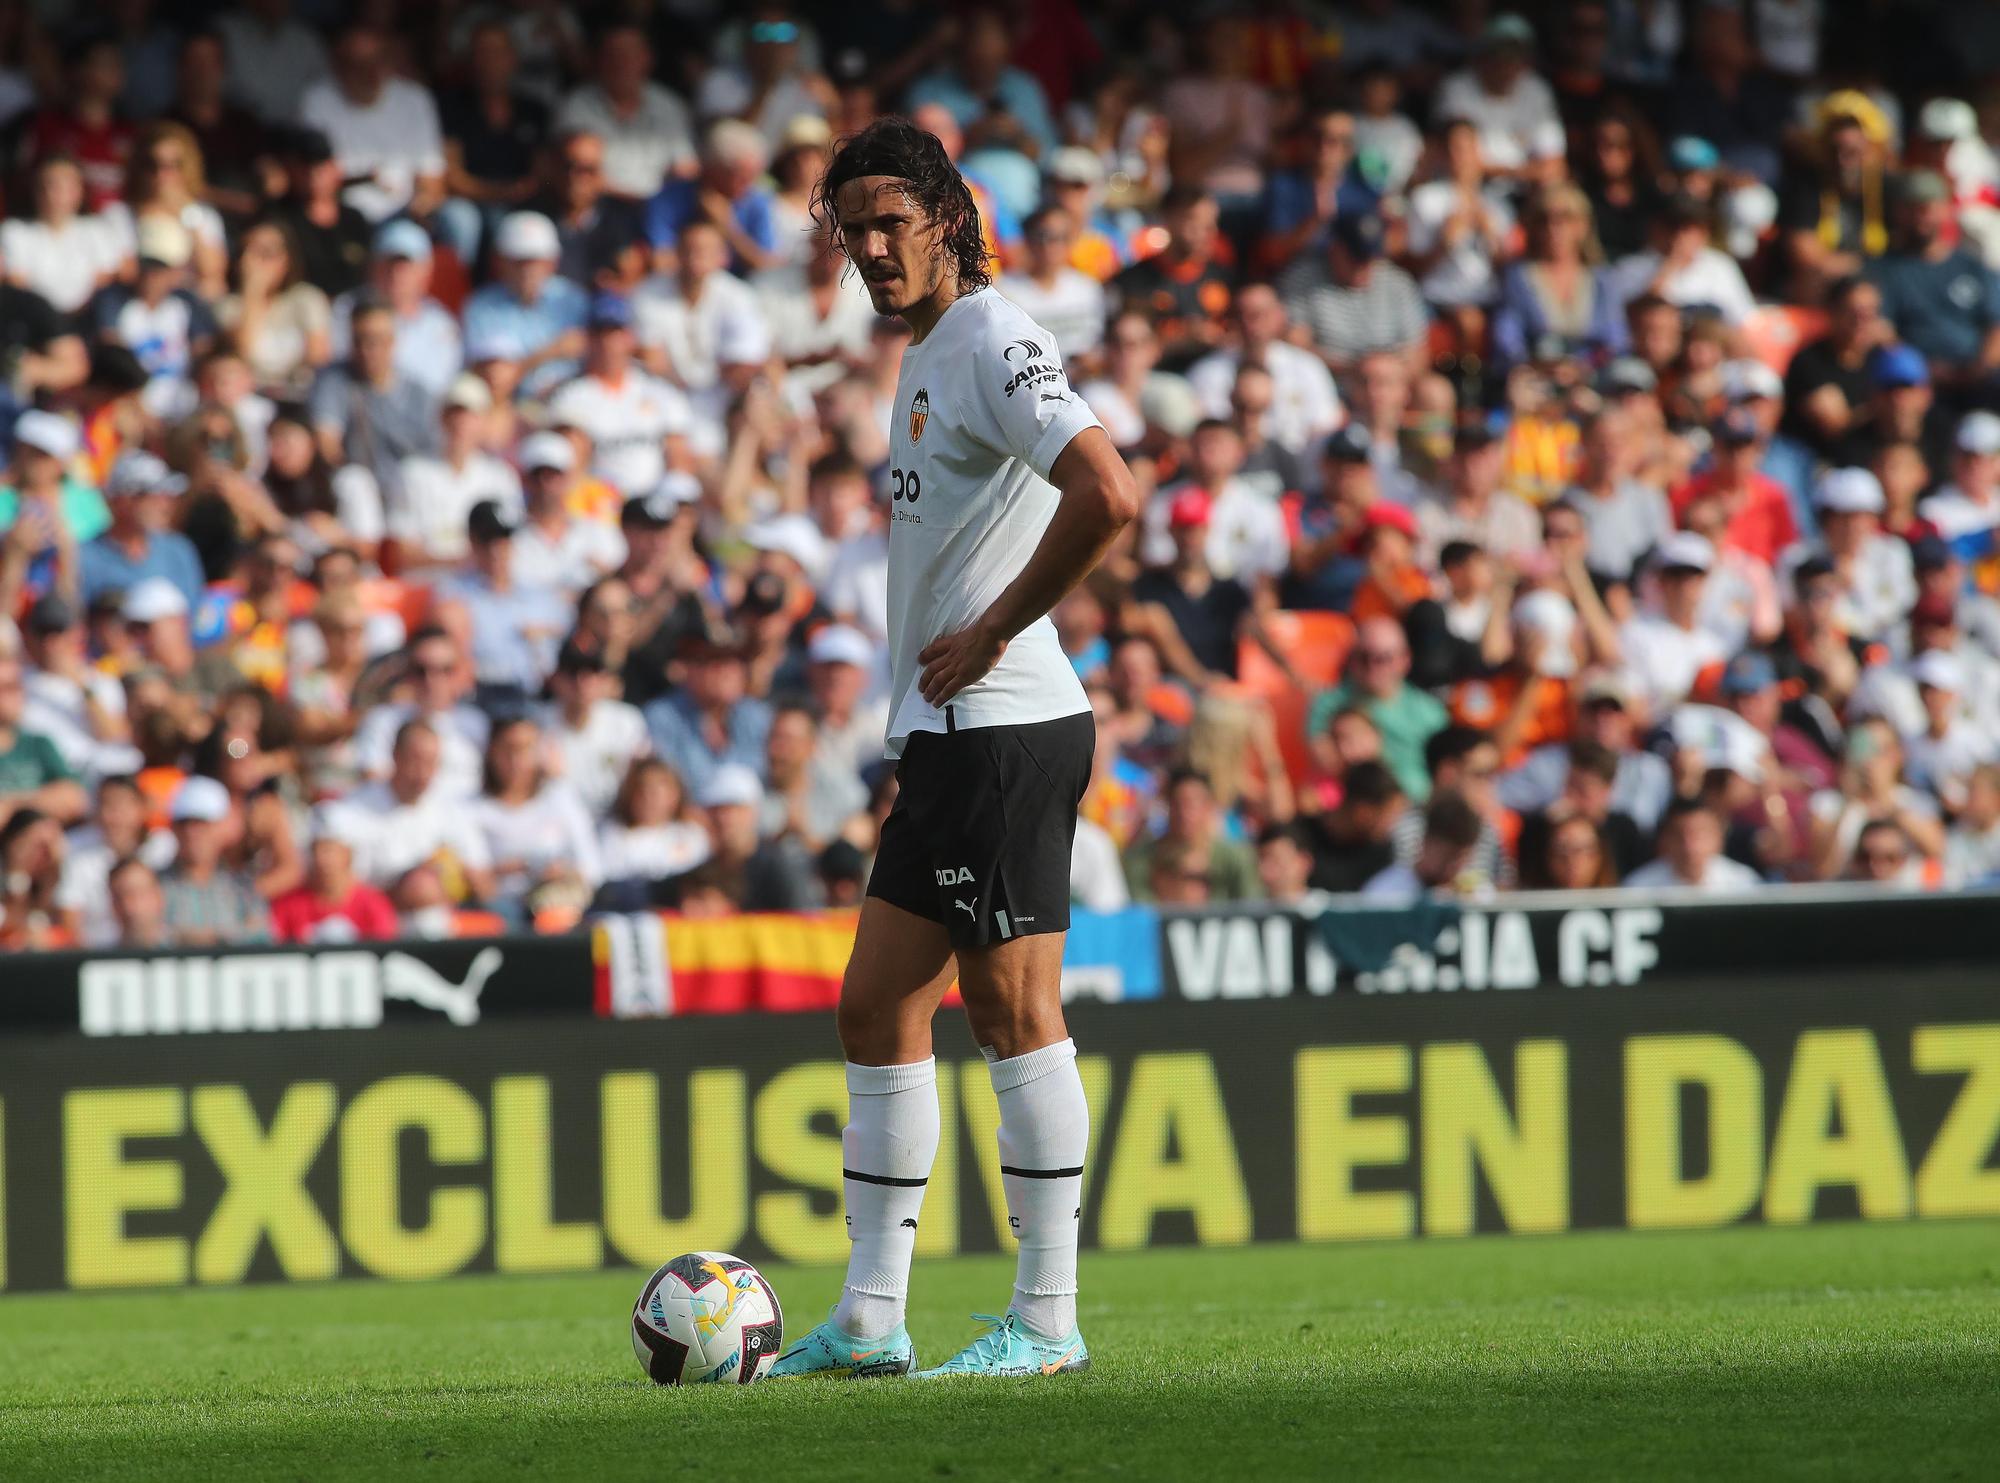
[956,306,1104,483]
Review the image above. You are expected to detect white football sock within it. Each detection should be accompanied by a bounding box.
[990,1038,1088,1341]
[832,1057,939,1341]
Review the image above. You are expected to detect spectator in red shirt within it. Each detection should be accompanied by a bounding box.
[1672,409,1799,564]
[20,38,135,212]
[270,819,400,943]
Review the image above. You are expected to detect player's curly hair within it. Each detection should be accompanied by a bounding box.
[812,116,992,293]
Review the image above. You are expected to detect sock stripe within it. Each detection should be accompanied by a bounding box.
[1000,1164,1085,1179]
[843,1168,929,1188]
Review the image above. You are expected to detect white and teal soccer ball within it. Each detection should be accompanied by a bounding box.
[631,1251,783,1386]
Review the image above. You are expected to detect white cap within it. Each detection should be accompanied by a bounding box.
[1721,358,1784,402]
[1912,649,1966,693]
[519,430,575,473]
[1921,98,1978,142]
[105,450,187,499]
[807,623,874,669]
[697,762,764,810]
[170,775,232,824]
[494,211,561,261]
[1656,531,1715,573]
[1670,703,1767,784]
[11,409,78,460]
[1046,146,1104,186]
[443,372,493,413]
[136,215,192,268]
[746,512,829,581]
[122,576,190,623]
[1511,589,1578,677]
[308,803,363,849]
[1957,410,2000,456]
[652,470,702,508]
[714,308,773,367]
[1816,466,1886,514]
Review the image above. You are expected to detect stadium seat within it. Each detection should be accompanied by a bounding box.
[1236,611,1354,780]
[1742,304,1827,374]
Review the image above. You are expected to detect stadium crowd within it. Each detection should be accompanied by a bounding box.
[6,0,2000,951]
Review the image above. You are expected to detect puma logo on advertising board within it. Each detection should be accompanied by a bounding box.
[77,946,504,1036]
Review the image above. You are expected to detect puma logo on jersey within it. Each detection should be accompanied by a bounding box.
[1040,392,1069,404]
[954,898,977,919]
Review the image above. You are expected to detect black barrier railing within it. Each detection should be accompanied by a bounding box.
[1,979,1995,1292]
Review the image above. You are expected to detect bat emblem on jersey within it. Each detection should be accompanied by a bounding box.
[1003,338,1043,363]
[909,387,929,443]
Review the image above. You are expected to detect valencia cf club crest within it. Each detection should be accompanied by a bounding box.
[909,388,929,444]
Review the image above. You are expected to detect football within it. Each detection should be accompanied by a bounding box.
[630,1252,784,1386]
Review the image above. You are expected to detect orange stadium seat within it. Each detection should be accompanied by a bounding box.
[1742,304,1827,374]
[1236,611,1354,780]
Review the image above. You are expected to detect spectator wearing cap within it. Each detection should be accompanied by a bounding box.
[435,500,571,700]
[511,429,627,591]
[1713,648,1833,803]
[86,216,217,417]
[1781,276,1891,463]
[1907,534,2000,661]
[554,25,695,202]
[644,119,779,276]
[1277,202,1428,375]
[1563,405,1672,582]
[1,411,104,611]
[1621,533,1731,716]
[1414,415,1541,568]
[1671,407,1798,565]
[1918,411,2000,565]
[159,774,271,945]
[270,128,374,300]
[1898,650,1996,813]
[1784,468,1914,642]
[694,759,815,912]
[644,626,774,799]
[270,810,400,944]
[1308,616,1448,802]
[542,640,651,818]
[390,374,520,569]
[530,129,649,294]
[1850,341,1953,475]
[1854,590,2000,752]
[1140,420,1288,584]
[298,23,445,224]
[1613,192,1757,332]
[1109,186,1237,370]
[1624,797,1764,894]
[434,21,551,272]
[1349,500,1430,626]
[806,624,888,786]
[330,221,463,398]
[352,626,490,800]
[462,211,588,385]
[1871,170,2000,386]
[547,292,695,498]
[999,207,1108,364]
[1130,485,1276,688]
[1042,146,1129,281]
[631,221,769,429]
[328,716,497,915]
[606,483,710,707]
[1186,284,1343,460]
[1433,14,1564,180]
[19,591,136,779]
[76,450,201,612]
[1777,104,1892,305]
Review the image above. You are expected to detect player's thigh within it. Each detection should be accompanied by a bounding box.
[954,930,1069,1061]
[836,895,957,1065]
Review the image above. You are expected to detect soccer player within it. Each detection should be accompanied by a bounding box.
[769,119,1138,1381]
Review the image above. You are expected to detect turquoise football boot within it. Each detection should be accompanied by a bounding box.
[913,1312,1090,1378]
[767,1310,915,1379]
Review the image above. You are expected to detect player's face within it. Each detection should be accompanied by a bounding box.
[835,176,949,318]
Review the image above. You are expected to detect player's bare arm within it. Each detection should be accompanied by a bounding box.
[917,428,1139,707]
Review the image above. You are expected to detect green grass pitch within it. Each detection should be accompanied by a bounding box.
[4,1221,1996,1481]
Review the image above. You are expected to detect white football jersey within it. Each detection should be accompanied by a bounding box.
[545,370,692,497]
[882,288,1099,755]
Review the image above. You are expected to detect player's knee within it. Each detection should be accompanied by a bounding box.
[962,995,1066,1063]
[836,988,902,1065]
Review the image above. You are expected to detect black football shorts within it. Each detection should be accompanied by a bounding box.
[867,710,1094,949]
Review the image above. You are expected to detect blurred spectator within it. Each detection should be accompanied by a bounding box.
[1871,171,2000,385]
[1415,418,1541,566]
[0,654,87,827]
[106,855,171,949]
[1786,467,1913,642]
[216,218,331,396]
[309,298,439,512]
[1278,207,1427,374]
[2,155,121,316]
[1433,15,1563,179]
[1567,405,1672,581]
[264,408,383,565]
[165,29,266,221]
[158,774,270,944]
[1310,617,1448,801]
[1255,821,1327,909]
[1122,768,1258,904]
[1613,193,1756,330]
[78,452,200,612]
[596,756,710,905]
[439,501,571,701]
[544,641,650,818]
[437,22,549,270]
[1361,786,1486,899]
[1520,805,1620,889]
[907,5,1057,161]
[697,6,828,153]
[218,0,329,126]
[1807,716,1945,879]
[645,627,773,799]
[393,378,519,569]
[1623,796,1764,892]
[299,23,444,224]
[535,129,649,293]
[1260,106,1378,272]
[19,37,134,212]
[330,222,462,399]
[1187,284,1341,459]
[1111,185,1235,368]
[269,814,399,943]
[1781,276,1889,463]
[695,760,814,911]
[631,230,763,439]
[90,218,217,417]
[1944,764,2000,885]
[1622,533,1731,715]
[555,25,694,202]
[20,592,134,783]
[1001,207,1107,363]
[469,714,601,921]
[647,119,779,275]
[109,122,230,302]
[761,702,867,856]
[1392,725,1515,892]
[330,716,496,919]
[1844,817,1927,889]
[271,128,373,300]
[351,627,488,799]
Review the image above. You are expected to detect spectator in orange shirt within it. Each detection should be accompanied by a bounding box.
[1349,500,1430,623]
[1449,588,1578,766]
[1672,408,1799,564]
